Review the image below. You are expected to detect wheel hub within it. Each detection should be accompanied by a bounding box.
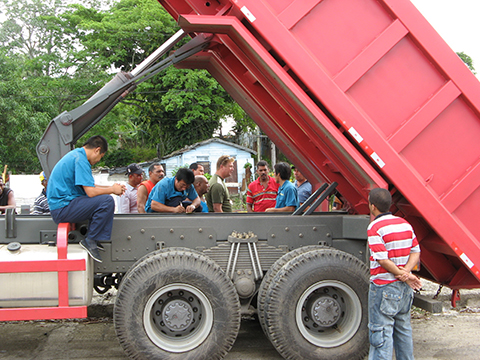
[162,299,193,331]
[311,296,341,326]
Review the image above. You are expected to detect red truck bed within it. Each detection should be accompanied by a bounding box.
[159,0,480,289]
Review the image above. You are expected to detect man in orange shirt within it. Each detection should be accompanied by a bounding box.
[137,163,165,213]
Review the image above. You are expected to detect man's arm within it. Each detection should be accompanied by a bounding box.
[151,200,185,213]
[247,204,253,212]
[213,203,223,213]
[265,206,296,212]
[378,257,422,290]
[0,191,16,212]
[83,183,125,197]
[184,196,201,214]
[137,185,148,213]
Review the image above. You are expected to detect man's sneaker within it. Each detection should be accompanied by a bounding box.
[97,242,105,252]
[80,239,102,263]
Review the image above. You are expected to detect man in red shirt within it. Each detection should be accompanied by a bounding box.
[246,161,279,212]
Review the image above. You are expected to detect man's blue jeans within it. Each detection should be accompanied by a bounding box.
[368,281,414,360]
[51,195,115,241]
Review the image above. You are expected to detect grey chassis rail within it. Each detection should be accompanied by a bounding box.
[36,31,213,177]
[0,212,370,275]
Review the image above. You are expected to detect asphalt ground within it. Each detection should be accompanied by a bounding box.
[1,280,480,359]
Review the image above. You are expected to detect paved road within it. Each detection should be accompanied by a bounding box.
[1,313,480,359]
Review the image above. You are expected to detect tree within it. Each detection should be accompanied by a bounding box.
[72,0,254,159]
[457,51,476,74]
[0,52,57,173]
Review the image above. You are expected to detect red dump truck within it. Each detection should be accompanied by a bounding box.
[1,0,480,359]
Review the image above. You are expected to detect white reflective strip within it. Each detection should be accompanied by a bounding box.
[371,152,385,168]
[348,127,363,143]
[460,253,474,269]
[241,6,256,22]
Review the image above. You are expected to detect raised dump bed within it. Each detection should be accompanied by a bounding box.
[159,0,480,289]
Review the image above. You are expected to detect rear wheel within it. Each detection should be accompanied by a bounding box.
[264,248,369,360]
[257,245,327,334]
[114,248,240,360]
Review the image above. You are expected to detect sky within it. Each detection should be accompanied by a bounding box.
[410,0,480,77]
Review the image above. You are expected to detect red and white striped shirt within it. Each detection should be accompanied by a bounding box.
[367,214,420,285]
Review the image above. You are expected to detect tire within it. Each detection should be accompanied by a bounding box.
[264,248,369,360]
[257,245,327,335]
[114,248,241,360]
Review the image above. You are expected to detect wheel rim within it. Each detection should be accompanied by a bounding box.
[143,283,214,352]
[296,280,362,348]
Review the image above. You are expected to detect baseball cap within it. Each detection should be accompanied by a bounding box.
[39,171,47,182]
[126,163,143,175]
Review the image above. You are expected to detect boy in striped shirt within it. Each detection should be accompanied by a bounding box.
[367,188,421,360]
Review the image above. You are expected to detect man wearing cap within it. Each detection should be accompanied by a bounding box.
[117,163,144,214]
[32,172,50,215]
[137,163,165,213]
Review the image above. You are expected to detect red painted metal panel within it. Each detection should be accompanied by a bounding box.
[0,223,87,321]
[159,0,480,288]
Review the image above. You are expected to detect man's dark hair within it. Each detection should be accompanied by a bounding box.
[274,162,291,181]
[148,162,161,173]
[369,188,392,213]
[83,135,108,154]
[256,160,268,168]
[176,168,195,185]
[189,162,200,171]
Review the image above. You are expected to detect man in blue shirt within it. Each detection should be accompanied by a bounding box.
[292,165,312,205]
[145,168,201,213]
[47,135,125,262]
[265,162,299,212]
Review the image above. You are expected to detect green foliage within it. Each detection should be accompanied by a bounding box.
[0,0,254,173]
[457,51,476,74]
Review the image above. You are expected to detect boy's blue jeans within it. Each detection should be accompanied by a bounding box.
[368,281,414,360]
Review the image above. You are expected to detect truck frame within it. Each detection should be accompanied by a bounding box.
[2,0,480,359]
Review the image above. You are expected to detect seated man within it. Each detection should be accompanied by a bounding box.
[32,171,50,215]
[137,162,165,213]
[117,163,144,214]
[145,168,200,213]
[0,175,16,214]
[193,175,210,213]
[47,135,125,262]
[265,162,299,212]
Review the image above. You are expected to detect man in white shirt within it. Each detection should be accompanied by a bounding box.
[117,163,144,213]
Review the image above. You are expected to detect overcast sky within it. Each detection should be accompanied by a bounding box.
[410,0,480,77]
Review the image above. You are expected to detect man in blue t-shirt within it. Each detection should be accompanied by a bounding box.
[292,165,312,205]
[265,162,299,212]
[145,168,201,213]
[47,135,125,262]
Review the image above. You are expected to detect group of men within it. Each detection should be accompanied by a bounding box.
[39,135,421,359]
